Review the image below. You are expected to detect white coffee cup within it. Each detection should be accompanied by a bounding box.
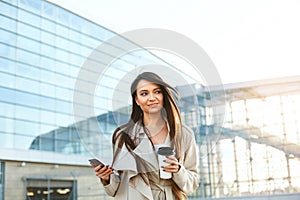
[157,147,174,179]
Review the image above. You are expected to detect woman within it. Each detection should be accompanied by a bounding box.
[92,72,199,199]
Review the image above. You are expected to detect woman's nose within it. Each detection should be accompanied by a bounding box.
[148,93,156,100]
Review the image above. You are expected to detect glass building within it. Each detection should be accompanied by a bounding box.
[1,0,300,199]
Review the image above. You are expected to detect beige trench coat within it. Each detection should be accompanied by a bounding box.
[103,123,199,200]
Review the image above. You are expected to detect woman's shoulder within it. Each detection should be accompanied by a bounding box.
[180,124,198,155]
[181,124,196,142]
[182,124,194,136]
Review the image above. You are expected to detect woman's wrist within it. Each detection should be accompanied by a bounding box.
[100,177,110,185]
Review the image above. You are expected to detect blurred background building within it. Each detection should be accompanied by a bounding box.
[0,0,300,199]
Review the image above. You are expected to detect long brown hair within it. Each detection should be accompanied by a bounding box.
[112,72,186,199]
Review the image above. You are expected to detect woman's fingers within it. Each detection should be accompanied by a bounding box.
[94,165,113,180]
[163,156,180,173]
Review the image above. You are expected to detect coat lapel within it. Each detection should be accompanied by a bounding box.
[133,133,159,168]
[112,144,137,171]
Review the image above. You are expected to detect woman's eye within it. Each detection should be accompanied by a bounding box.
[140,92,148,96]
[155,90,162,94]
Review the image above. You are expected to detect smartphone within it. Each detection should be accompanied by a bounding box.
[89,158,105,167]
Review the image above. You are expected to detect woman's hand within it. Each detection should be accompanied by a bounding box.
[92,164,113,183]
[163,156,180,173]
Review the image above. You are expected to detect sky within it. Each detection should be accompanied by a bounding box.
[48,0,300,84]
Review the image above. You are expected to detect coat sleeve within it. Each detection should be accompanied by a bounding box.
[102,130,123,196]
[172,125,200,194]
[102,172,121,196]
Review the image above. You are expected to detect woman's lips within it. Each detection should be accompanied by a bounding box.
[148,103,158,108]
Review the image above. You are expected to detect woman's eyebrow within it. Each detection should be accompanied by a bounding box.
[137,89,148,93]
[138,87,160,92]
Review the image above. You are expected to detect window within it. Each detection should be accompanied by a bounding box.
[16,35,40,54]
[17,23,40,41]
[19,0,42,15]
[0,43,15,60]
[0,28,17,46]
[0,1,17,18]
[18,9,40,27]
[25,179,76,200]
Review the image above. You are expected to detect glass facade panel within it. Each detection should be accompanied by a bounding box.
[0,43,15,60]
[16,49,40,67]
[40,58,55,77]
[14,105,39,122]
[15,119,40,136]
[0,58,15,75]
[55,87,73,102]
[41,44,56,58]
[0,72,15,88]
[0,28,17,46]
[40,82,55,97]
[55,36,70,51]
[68,29,81,45]
[0,87,16,104]
[0,117,14,134]
[18,9,40,27]
[20,0,42,15]
[39,124,57,135]
[41,30,55,47]
[0,1,17,18]
[17,23,40,41]
[55,100,72,114]
[0,102,14,118]
[15,76,40,94]
[1,17,17,37]
[56,7,69,25]
[15,65,38,82]
[42,1,55,20]
[41,18,56,33]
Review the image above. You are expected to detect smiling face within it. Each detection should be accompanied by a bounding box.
[135,79,164,115]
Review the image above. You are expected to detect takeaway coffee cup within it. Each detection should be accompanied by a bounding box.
[157,146,174,179]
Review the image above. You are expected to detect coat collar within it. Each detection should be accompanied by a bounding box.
[112,121,159,172]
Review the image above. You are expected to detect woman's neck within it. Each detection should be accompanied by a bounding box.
[143,113,164,127]
[143,114,167,141]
